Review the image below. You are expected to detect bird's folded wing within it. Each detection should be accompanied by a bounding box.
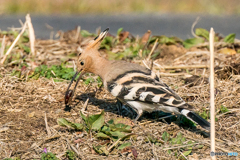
[108,80,192,110]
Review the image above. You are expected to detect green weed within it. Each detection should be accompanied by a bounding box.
[57,111,134,155]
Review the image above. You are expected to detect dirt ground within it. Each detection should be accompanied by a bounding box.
[0,29,240,160]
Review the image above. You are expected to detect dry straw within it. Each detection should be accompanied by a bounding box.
[0,14,35,65]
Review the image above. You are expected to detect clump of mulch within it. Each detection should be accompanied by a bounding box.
[215,62,240,80]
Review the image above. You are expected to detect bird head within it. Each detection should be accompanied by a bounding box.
[65,28,109,105]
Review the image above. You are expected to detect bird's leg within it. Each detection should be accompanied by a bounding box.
[133,109,143,124]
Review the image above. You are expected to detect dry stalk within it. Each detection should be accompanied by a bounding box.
[81,98,89,112]
[0,22,27,65]
[75,26,81,42]
[191,16,201,38]
[44,112,51,136]
[209,28,215,160]
[0,35,6,58]
[26,14,36,56]
[155,64,209,70]
[147,38,159,60]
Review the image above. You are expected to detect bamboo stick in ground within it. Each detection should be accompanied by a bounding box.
[209,28,216,160]
[26,14,36,56]
[0,22,27,65]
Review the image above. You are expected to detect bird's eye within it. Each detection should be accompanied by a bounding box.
[80,61,84,65]
[79,53,81,56]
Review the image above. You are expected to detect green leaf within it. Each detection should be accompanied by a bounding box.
[93,145,109,155]
[107,119,114,124]
[81,30,95,37]
[110,131,126,138]
[159,36,176,44]
[96,132,110,139]
[114,123,132,133]
[88,111,105,130]
[57,118,83,130]
[224,33,235,43]
[183,38,204,49]
[195,28,209,40]
[117,28,123,36]
[80,111,87,121]
[182,150,192,157]
[118,142,131,150]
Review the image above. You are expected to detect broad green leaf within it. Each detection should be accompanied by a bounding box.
[93,145,109,155]
[117,28,123,36]
[88,111,105,130]
[195,28,209,40]
[107,119,114,124]
[96,132,110,139]
[182,150,192,157]
[118,142,132,150]
[110,131,126,138]
[114,123,132,133]
[183,38,204,49]
[57,118,83,130]
[224,33,235,43]
[101,125,111,132]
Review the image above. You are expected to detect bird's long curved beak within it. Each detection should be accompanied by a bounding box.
[65,70,84,105]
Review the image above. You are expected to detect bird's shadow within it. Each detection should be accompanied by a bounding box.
[65,92,209,137]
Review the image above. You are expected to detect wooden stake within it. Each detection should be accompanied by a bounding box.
[209,28,215,159]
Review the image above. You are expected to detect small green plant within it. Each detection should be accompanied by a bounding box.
[41,152,59,160]
[64,150,76,160]
[220,105,229,113]
[199,109,210,120]
[3,158,21,160]
[57,111,134,155]
[161,131,203,159]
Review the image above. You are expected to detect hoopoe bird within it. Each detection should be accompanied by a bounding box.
[66,28,210,131]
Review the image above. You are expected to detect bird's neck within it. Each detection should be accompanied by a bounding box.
[90,56,112,79]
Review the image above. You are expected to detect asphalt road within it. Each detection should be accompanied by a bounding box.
[0,14,240,40]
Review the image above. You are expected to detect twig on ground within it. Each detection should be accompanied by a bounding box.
[154,65,209,70]
[158,73,192,77]
[44,112,51,136]
[81,98,89,112]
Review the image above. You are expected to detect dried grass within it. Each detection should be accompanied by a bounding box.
[0,27,239,159]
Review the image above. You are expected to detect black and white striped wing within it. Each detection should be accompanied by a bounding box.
[107,71,192,109]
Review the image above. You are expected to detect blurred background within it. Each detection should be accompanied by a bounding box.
[0,0,240,39]
[0,0,239,15]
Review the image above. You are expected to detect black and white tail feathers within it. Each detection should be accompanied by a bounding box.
[180,109,210,131]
